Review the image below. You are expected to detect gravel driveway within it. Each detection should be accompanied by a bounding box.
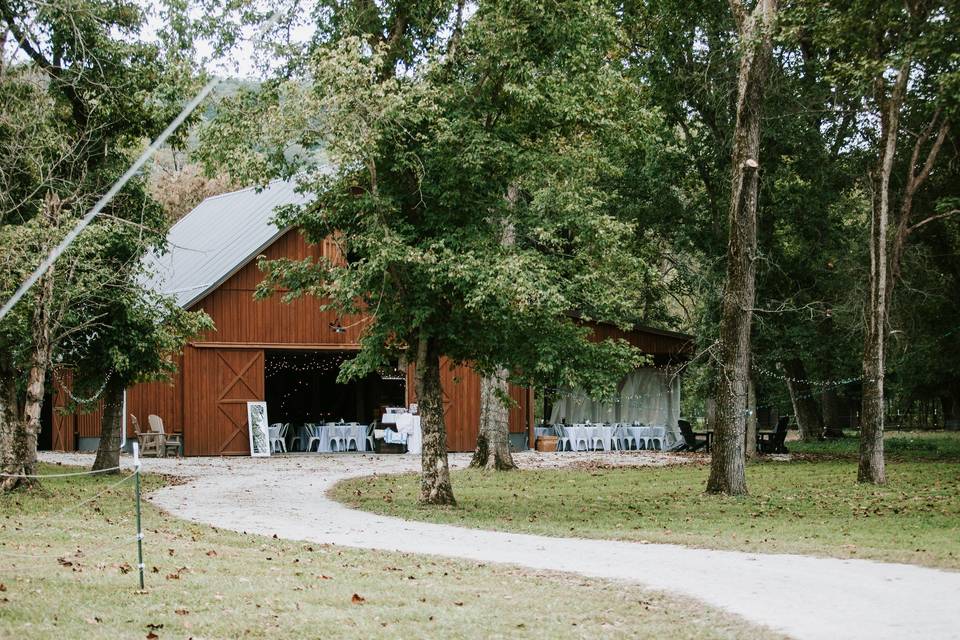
[41,451,960,640]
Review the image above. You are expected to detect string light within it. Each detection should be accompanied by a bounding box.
[53,368,113,405]
[263,352,405,418]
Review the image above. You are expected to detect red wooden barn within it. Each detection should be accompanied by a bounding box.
[49,181,692,455]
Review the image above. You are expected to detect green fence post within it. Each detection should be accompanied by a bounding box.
[133,441,144,590]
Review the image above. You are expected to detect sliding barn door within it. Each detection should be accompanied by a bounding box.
[185,348,264,455]
[51,369,75,451]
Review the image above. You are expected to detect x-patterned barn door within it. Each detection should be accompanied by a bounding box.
[214,350,264,455]
[51,368,75,451]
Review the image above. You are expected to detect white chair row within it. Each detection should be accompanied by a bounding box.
[300,423,372,453]
[553,424,666,452]
[271,422,378,454]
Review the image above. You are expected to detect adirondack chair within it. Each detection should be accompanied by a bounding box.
[148,414,183,457]
[678,419,708,452]
[758,416,790,454]
[131,414,163,457]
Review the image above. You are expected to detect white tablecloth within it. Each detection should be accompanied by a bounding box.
[558,425,666,451]
[564,425,617,451]
[624,426,665,448]
[395,413,422,454]
[296,424,368,452]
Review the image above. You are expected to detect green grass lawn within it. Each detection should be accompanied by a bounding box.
[332,432,960,570]
[0,464,782,640]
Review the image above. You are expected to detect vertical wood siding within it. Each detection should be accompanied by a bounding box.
[126,355,184,437]
[189,230,363,347]
[588,323,693,360]
[51,228,673,455]
[51,369,75,452]
[407,359,531,452]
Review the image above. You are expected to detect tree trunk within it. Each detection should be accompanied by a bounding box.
[0,276,54,491]
[92,377,124,472]
[745,377,757,459]
[860,325,885,483]
[821,387,845,438]
[783,358,823,441]
[0,350,29,491]
[471,368,517,470]
[859,65,910,485]
[415,332,455,505]
[706,0,777,496]
[471,185,519,471]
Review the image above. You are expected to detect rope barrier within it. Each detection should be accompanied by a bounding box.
[2,472,135,539]
[0,534,142,561]
[0,460,145,587]
[0,465,122,479]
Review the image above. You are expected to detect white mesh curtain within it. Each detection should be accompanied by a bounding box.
[549,368,681,445]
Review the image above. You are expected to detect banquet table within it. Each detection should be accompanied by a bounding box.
[623,426,666,450]
[565,425,618,451]
[294,424,369,452]
[559,424,667,451]
[394,413,422,455]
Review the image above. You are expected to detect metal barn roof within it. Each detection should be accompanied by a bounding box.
[142,179,312,309]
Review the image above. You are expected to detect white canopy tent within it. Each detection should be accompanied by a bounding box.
[548,367,681,446]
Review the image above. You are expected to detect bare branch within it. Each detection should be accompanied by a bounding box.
[908,209,960,234]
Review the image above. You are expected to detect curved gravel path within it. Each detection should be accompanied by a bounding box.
[42,451,960,640]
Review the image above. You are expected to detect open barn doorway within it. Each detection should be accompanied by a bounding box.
[264,350,406,426]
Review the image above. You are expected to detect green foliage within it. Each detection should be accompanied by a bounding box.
[619,1,960,419]
[0,0,210,397]
[201,0,668,397]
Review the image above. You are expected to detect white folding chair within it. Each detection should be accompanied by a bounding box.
[554,424,571,451]
[332,425,347,452]
[648,426,665,451]
[590,425,607,451]
[344,425,362,452]
[609,424,625,450]
[268,423,286,453]
[304,424,322,452]
[289,424,302,452]
[321,422,341,451]
[365,422,376,452]
[570,425,590,451]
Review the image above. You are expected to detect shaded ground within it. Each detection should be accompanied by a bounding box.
[335,435,960,569]
[33,448,960,640]
[0,460,776,640]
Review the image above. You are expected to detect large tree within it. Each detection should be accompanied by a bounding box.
[799,0,960,483]
[706,0,779,495]
[81,284,212,472]
[201,0,651,504]
[0,0,195,488]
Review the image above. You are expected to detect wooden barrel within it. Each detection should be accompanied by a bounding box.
[535,436,558,452]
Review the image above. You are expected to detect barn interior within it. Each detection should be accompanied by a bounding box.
[263,350,406,425]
